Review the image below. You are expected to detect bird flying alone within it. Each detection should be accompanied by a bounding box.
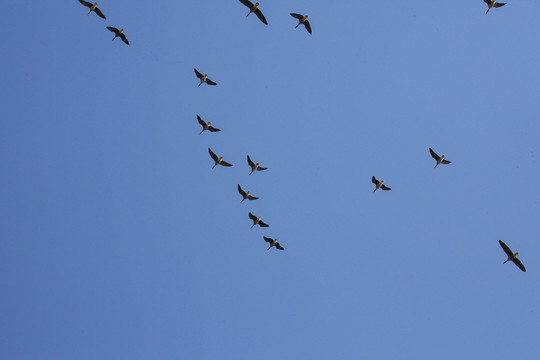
[194,68,218,87]
[499,240,526,272]
[197,115,221,134]
[264,236,284,251]
[249,212,269,229]
[372,176,391,192]
[429,148,452,168]
[290,13,312,34]
[208,148,233,169]
[247,155,267,175]
[238,184,259,203]
[484,0,506,13]
[238,0,268,25]
[106,27,129,45]
[79,1,106,19]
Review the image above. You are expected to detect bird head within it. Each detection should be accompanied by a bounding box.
[255,162,259,166]
[219,156,223,161]
[207,121,212,125]
[120,28,124,32]
[515,252,519,256]
[255,2,260,5]
[305,15,309,19]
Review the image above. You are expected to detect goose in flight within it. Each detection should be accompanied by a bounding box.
[372,176,391,192]
[290,13,312,34]
[79,1,106,19]
[106,27,129,45]
[264,237,284,251]
[238,1,268,25]
[429,148,452,168]
[249,212,269,229]
[194,68,218,87]
[484,0,506,13]
[499,240,526,272]
[238,185,259,203]
[208,148,233,169]
[247,155,267,175]
[197,115,221,134]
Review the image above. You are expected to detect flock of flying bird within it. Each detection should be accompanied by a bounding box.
[77,0,527,269]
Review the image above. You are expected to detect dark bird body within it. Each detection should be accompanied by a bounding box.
[247,155,267,175]
[238,185,259,203]
[372,176,391,192]
[197,115,221,134]
[249,212,269,229]
[484,0,506,13]
[208,148,233,169]
[290,13,312,34]
[429,148,452,168]
[499,240,526,272]
[264,236,284,250]
[239,0,268,25]
[106,27,129,45]
[194,68,218,87]
[79,1,106,19]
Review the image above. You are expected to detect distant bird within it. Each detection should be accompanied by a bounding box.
[290,13,312,34]
[429,148,452,168]
[194,68,218,87]
[197,115,221,134]
[249,212,269,229]
[208,148,233,169]
[247,155,267,175]
[484,0,506,14]
[264,236,284,251]
[238,184,259,203]
[372,176,391,192]
[238,0,268,25]
[79,1,106,19]
[106,27,129,45]
[499,240,526,272]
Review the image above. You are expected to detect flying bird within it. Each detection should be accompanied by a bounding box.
[197,115,221,134]
[106,27,129,45]
[484,0,506,13]
[429,148,452,168]
[247,155,267,175]
[238,185,259,203]
[79,1,106,19]
[372,176,391,192]
[264,236,284,251]
[194,68,218,87]
[238,1,268,25]
[208,148,233,169]
[249,212,269,229]
[290,13,312,34]
[499,240,526,272]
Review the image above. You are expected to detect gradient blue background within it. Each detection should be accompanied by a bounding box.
[1,1,540,358]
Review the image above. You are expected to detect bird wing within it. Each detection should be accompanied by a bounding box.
[256,167,267,171]
[119,34,130,45]
[441,160,451,165]
[208,126,221,132]
[483,0,491,5]
[194,68,204,79]
[254,9,268,25]
[79,0,93,8]
[249,212,257,221]
[220,161,233,167]
[381,185,391,191]
[290,13,303,20]
[205,78,218,86]
[238,184,246,196]
[304,20,312,34]
[107,26,119,34]
[494,2,506,7]
[429,148,440,161]
[258,221,269,227]
[239,0,254,9]
[263,236,273,244]
[94,7,106,19]
[275,242,285,250]
[372,176,379,185]
[197,115,206,127]
[499,240,514,258]
[208,148,218,161]
[247,195,259,200]
[512,258,526,272]
[247,155,255,167]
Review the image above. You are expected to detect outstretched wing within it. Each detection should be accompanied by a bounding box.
[256,166,267,171]
[247,195,259,200]
[220,161,233,167]
[194,68,204,79]
[442,160,451,165]
[254,9,268,25]
[494,2,506,7]
[512,258,526,272]
[197,115,206,127]
[208,126,221,132]
[429,148,440,161]
[275,242,285,250]
[303,20,312,35]
[483,0,491,5]
[372,176,379,185]
[249,212,257,221]
[258,221,269,227]
[239,0,254,9]
[94,7,106,19]
[79,0,93,8]
[238,184,246,197]
[208,148,218,161]
[381,185,391,191]
[290,13,303,20]
[107,26,119,34]
[247,155,255,167]
[205,78,218,86]
[499,240,514,258]
[119,34,130,45]
[263,236,273,244]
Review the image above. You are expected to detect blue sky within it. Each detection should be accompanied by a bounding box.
[1,1,540,359]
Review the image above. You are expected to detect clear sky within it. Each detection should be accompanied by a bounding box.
[1,1,540,359]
